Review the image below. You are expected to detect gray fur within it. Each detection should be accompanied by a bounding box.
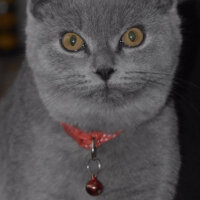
[0,0,182,199]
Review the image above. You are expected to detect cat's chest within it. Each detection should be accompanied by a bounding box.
[4,117,171,200]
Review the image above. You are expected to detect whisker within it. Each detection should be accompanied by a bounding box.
[125,70,173,76]
[125,70,200,89]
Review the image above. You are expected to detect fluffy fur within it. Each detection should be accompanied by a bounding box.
[0,0,182,199]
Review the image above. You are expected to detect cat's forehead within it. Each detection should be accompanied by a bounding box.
[41,0,155,36]
[52,0,147,10]
[76,0,144,35]
[59,0,152,19]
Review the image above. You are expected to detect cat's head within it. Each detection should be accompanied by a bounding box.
[26,0,182,132]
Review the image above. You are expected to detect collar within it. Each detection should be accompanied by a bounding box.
[60,122,122,150]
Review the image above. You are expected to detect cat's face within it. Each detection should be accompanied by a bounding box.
[26,0,181,132]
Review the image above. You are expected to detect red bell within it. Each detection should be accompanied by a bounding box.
[86,175,103,196]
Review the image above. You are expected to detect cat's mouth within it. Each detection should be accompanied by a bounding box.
[81,83,144,104]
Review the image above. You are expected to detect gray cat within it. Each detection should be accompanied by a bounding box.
[0,0,183,199]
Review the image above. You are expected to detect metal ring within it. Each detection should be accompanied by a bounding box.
[87,158,102,176]
[91,138,96,160]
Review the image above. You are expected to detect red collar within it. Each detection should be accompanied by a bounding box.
[60,122,122,150]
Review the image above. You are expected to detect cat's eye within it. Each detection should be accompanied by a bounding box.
[121,27,144,48]
[61,32,85,52]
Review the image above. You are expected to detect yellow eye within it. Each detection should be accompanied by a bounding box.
[122,27,144,47]
[61,32,84,52]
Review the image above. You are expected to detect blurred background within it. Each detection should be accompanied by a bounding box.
[0,0,199,199]
[0,0,25,97]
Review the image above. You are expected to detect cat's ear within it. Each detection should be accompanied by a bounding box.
[27,0,52,21]
[154,0,178,12]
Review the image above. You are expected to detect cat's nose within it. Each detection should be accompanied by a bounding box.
[95,68,115,81]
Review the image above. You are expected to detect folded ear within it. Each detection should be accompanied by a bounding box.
[155,0,177,12]
[27,0,51,20]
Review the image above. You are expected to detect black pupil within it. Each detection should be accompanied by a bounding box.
[70,35,77,46]
[128,31,136,42]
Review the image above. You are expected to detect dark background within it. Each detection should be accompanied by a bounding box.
[0,0,200,199]
[175,0,200,199]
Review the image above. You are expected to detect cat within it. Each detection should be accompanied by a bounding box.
[0,0,182,199]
